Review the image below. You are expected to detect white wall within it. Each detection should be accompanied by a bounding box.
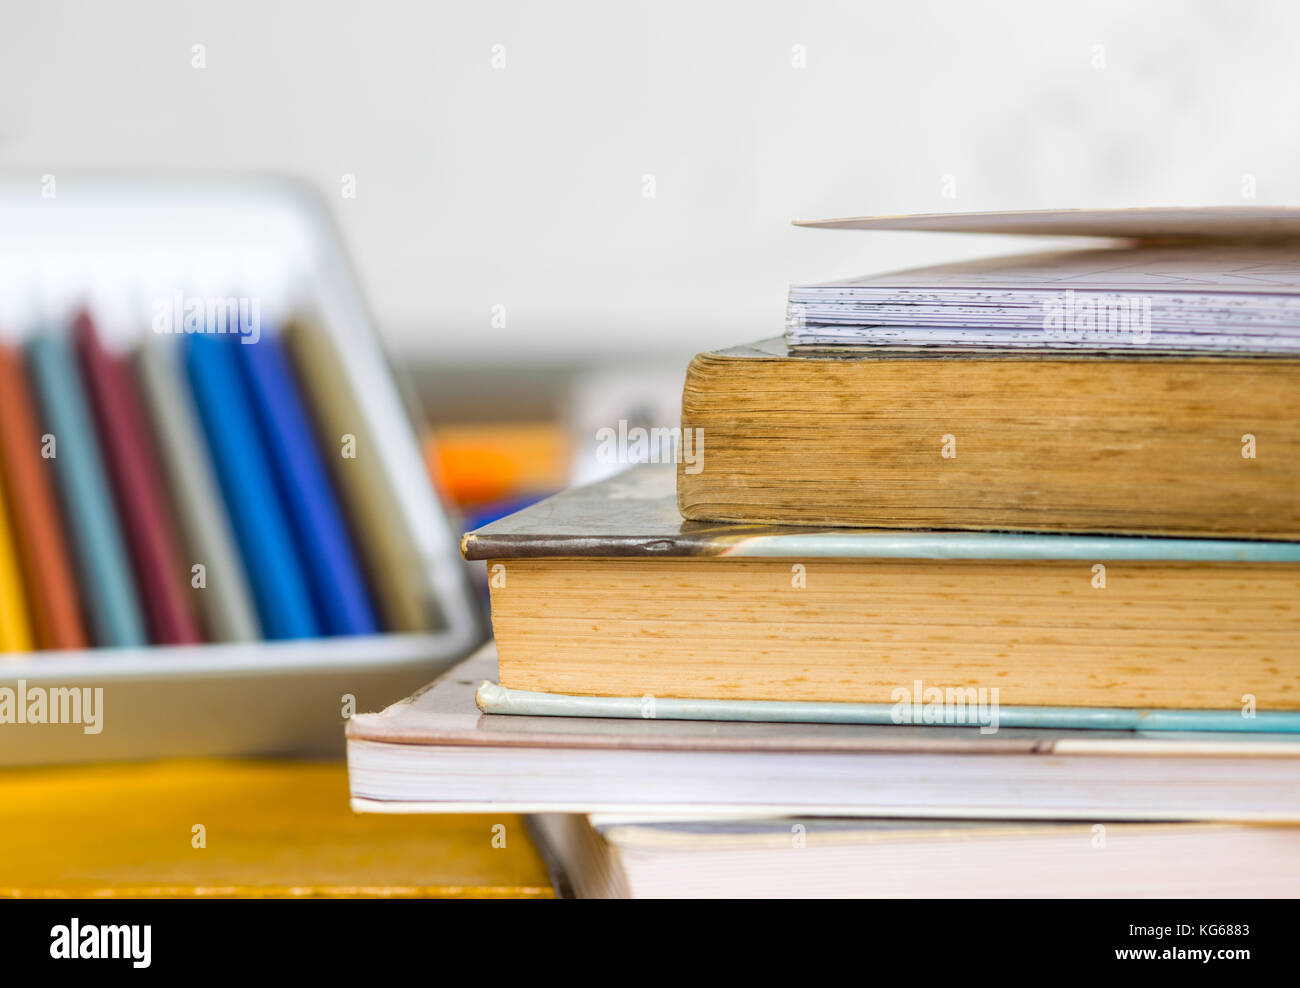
[2,0,1298,360]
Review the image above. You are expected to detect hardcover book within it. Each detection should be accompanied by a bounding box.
[676,339,1300,537]
[463,465,1300,716]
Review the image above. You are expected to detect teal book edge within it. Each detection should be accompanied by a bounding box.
[475,681,1300,734]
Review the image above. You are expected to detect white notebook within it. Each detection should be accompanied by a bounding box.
[348,644,1300,820]
[787,207,1300,353]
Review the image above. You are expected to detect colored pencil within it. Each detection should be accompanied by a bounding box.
[185,334,319,640]
[238,334,379,636]
[0,468,34,653]
[282,317,435,633]
[0,343,89,650]
[134,337,261,643]
[25,332,147,647]
[74,315,201,645]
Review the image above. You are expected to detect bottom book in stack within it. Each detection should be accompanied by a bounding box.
[346,642,1300,896]
[529,815,1300,899]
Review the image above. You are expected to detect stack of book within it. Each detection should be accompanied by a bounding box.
[348,207,1300,898]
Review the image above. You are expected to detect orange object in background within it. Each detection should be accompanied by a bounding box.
[425,421,571,507]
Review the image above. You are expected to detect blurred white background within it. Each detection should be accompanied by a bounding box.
[2,0,1297,363]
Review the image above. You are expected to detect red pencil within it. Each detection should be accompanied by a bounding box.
[73,314,202,646]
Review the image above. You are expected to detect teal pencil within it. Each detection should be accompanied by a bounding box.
[26,332,148,647]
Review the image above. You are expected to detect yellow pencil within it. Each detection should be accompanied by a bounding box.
[0,476,34,653]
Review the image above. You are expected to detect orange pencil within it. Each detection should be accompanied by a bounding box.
[0,344,87,650]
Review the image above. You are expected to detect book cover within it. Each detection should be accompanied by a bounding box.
[463,461,1300,563]
[791,205,1300,240]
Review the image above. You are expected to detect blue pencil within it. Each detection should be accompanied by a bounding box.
[237,333,380,635]
[185,334,319,640]
[26,333,148,647]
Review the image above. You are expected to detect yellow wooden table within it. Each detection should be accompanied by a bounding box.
[0,759,554,898]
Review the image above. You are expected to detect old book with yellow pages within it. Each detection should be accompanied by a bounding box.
[462,465,1300,717]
